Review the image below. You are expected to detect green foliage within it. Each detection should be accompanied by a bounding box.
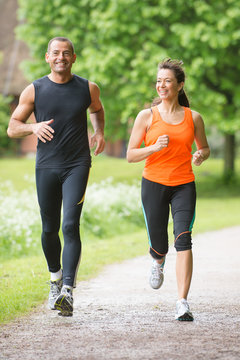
[0,95,14,155]
[16,0,240,140]
[0,177,144,259]
[0,180,41,259]
[0,155,143,259]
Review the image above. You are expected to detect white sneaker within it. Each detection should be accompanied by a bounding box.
[55,286,73,316]
[175,298,194,321]
[149,259,165,289]
[48,278,63,310]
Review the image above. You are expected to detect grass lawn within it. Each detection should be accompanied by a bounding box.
[0,229,148,323]
[0,154,144,190]
[0,155,240,324]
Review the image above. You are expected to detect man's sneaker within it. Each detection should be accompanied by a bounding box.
[175,298,194,321]
[54,286,73,316]
[149,259,165,289]
[48,278,63,310]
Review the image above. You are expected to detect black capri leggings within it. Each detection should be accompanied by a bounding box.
[141,177,196,260]
[36,165,90,287]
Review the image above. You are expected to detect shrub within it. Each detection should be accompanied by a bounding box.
[0,178,144,258]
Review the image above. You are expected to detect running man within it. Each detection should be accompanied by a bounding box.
[7,37,105,316]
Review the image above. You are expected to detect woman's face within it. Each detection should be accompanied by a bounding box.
[156,69,183,101]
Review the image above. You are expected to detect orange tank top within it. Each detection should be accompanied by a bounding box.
[143,106,195,186]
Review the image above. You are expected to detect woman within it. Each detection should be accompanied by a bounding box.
[127,58,210,321]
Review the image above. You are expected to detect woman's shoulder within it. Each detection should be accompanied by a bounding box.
[135,108,153,130]
[189,109,204,128]
[136,108,153,122]
[190,109,202,120]
[138,107,152,117]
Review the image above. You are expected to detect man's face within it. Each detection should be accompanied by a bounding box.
[45,40,76,73]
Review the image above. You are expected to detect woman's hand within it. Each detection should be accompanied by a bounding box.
[153,134,169,152]
[192,150,204,166]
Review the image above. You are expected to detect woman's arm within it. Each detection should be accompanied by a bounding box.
[192,111,210,166]
[127,109,169,163]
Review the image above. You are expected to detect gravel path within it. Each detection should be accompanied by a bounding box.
[1,226,240,360]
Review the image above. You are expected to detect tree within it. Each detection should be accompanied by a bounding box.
[0,94,13,155]
[17,0,240,179]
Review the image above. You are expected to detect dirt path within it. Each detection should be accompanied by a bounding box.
[1,226,240,360]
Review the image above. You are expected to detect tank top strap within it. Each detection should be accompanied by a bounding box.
[184,107,194,129]
[150,106,160,126]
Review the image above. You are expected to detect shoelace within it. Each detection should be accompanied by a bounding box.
[47,281,62,297]
[177,299,190,312]
[151,263,164,279]
[61,287,73,300]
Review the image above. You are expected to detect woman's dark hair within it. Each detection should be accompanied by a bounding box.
[152,58,190,107]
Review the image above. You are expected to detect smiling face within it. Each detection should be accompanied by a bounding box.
[156,69,184,101]
[45,40,76,74]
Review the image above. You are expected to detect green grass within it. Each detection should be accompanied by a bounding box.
[0,155,240,324]
[0,229,148,323]
[0,256,49,322]
[90,154,143,184]
[1,154,240,190]
[0,154,144,191]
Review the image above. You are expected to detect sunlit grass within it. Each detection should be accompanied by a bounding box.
[0,229,148,323]
[1,155,240,191]
[0,154,144,190]
[0,256,49,323]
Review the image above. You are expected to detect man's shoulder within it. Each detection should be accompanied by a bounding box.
[73,74,89,84]
[33,75,48,86]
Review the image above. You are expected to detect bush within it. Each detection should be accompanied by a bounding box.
[0,178,144,258]
[0,94,15,155]
[0,180,41,258]
[82,178,144,238]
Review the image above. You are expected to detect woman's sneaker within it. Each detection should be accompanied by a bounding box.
[55,286,73,316]
[149,259,165,289]
[48,278,63,310]
[175,298,194,321]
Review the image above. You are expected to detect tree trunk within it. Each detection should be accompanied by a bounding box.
[223,133,235,183]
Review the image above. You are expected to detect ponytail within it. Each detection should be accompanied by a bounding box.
[178,89,189,107]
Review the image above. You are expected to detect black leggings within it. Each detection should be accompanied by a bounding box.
[36,165,90,287]
[141,177,196,260]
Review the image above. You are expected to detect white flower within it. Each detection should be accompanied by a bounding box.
[0,178,145,254]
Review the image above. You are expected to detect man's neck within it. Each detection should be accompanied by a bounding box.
[48,72,73,84]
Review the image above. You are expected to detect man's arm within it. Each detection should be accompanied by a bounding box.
[88,81,105,155]
[7,84,54,143]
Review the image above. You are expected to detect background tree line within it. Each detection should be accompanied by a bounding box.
[1,0,239,181]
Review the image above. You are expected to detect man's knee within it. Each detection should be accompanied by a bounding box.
[41,212,60,233]
[62,220,79,238]
[41,230,59,242]
[174,231,192,251]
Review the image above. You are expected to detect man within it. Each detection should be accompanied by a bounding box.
[7,37,105,316]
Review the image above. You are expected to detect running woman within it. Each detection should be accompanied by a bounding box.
[127,59,210,321]
[7,37,105,316]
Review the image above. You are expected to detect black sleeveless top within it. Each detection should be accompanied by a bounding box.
[33,75,91,168]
